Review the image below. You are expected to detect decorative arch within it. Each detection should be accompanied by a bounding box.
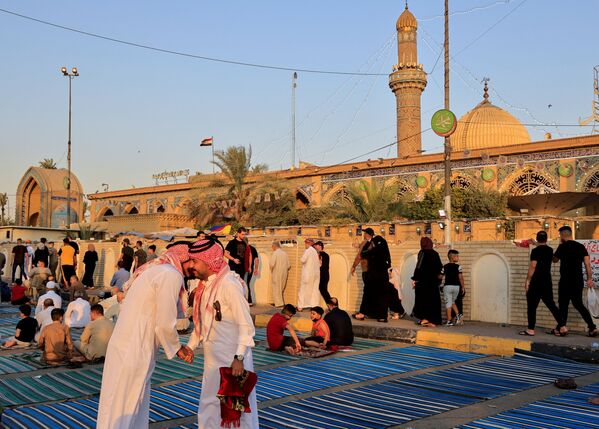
[23,178,42,226]
[127,206,139,215]
[295,190,310,209]
[322,183,352,205]
[580,166,599,192]
[450,174,473,189]
[501,167,558,196]
[328,187,352,207]
[385,176,415,197]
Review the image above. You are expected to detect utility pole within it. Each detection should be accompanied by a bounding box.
[443,0,452,247]
[61,66,79,231]
[291,72,298,169]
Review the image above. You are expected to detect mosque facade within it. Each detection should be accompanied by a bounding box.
[87,5,599,233]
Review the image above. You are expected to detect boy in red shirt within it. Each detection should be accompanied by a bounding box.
[10,279,30,305]
[304,306,330,349]
[266,304,301,355]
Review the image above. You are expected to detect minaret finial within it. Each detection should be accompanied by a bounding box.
[405,1,408,10]
[482,77,490,101]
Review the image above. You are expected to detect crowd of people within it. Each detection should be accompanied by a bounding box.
[0,225,596,427]
[0,235,129,367]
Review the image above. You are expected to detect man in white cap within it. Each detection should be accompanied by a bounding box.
[35,282,62,315]
[297,238,320,311]
[97,241,203,429]
[187,237,258,428]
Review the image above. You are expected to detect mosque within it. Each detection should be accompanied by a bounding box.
[78,5,599,236]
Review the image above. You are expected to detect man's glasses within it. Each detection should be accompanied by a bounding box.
[213,301,222,321]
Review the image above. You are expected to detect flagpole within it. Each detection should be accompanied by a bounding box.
[211,135,215,174]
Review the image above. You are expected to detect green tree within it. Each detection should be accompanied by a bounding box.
[332,179,399,223]
[38,158,57,169]
[401,187,507,220]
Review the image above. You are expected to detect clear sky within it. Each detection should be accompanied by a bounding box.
[1,0,597,215]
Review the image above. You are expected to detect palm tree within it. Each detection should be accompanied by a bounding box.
[0,193,7,225]
[38,158,57,169]
[211,146,264,220]
[333,179,399,223]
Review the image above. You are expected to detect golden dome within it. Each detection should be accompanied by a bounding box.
[451,83,530,152]
[397,5,417,30]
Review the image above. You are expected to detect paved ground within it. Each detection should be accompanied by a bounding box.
[0,304,598,429]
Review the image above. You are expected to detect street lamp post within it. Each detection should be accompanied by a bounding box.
[61,66,79,230]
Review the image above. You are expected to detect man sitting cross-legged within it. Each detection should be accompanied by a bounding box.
[2,304,37,348]
[266,304,302,355]
[38,308,74,365]
[73,304,114,362]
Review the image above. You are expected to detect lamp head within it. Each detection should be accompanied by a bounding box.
[61,67,68,75]
[72,67,78,75]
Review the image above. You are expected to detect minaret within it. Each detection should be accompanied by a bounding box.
[389,3,427,158]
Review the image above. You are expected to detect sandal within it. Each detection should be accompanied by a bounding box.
[352,313,365,321]
[546,328,566,337]
[518,330,535,336]
[588,329,599,337]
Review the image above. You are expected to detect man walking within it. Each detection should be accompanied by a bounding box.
[58,238,77,288]
[97,242,197,428]
[11,238,27,282]
[553,225,597,337]
[520,231,562,336]
[224,227,248,278]
[298,238,320,311]
[187,237,258,428]
[118,238,134,271]
[314,241,331,303]
[269,241,290,307]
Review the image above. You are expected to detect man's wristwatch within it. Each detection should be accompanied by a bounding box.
[234,354,244,362]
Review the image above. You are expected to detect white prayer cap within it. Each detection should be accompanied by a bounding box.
[46,281,57,289]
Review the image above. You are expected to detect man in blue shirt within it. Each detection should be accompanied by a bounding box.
[110,261,131,291]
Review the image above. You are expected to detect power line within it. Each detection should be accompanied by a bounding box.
[453,0,528,57]
[0,8,388,77]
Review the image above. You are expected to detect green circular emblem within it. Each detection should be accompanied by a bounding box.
[431,109,457,137]
[416,176,428,188]
[558,163,573,177]
[481,168,495,182]
[63,176,71,190]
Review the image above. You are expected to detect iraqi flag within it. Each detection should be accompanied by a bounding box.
[201,137,213,146]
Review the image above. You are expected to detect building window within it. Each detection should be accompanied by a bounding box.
[582,171,599,192]
[508,169,557,196]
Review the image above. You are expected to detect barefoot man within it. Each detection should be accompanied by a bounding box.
[97,241,198,428]
[187,237,259,428]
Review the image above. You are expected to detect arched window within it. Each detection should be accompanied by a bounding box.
[507,169,557,196]
[127,207,139,215]
[450,175,472,189]
[582,170,599,192]
[156,205,165,213]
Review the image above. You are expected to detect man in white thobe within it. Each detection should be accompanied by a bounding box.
[64,292,91,328]
[97,242,196,429]
[35,282,62,315]
[298,238,320,311]
[269,241,290,308]
[187,238,259,428]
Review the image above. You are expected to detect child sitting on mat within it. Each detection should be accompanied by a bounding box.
[38,308,74,365]
[266,304,302,355]
[303,306,330,349]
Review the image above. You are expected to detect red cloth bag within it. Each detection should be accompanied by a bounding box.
[217,367,257,428]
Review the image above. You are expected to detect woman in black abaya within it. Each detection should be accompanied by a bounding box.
[411,237,443,326]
